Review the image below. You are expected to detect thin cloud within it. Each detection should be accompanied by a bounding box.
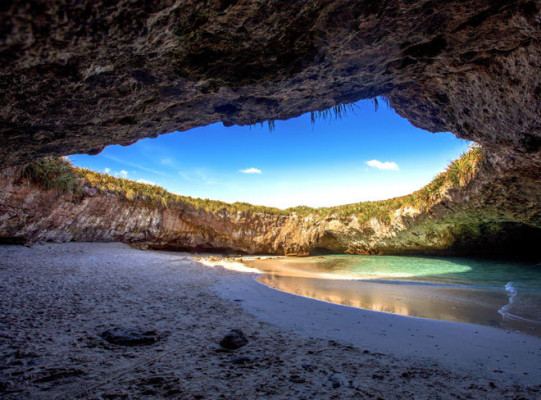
[179,169,208,182]
[160,158,175,167]
[104,167,111,174]
[120,170,128,177]
[101,154,172,177]
[366,160,399,171]
[239,167,262,174]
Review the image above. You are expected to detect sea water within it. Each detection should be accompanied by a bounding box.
[244,255,541,336]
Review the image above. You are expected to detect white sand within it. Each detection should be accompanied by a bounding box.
[1,243,540,400]
[196,257,262,274]
[212,261,541,382]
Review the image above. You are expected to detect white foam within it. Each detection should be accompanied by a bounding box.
[498,282,516,319]
[498,282,539,323]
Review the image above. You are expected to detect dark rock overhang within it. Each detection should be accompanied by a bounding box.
[1,0,539,169]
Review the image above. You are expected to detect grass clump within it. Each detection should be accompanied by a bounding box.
[310,103,358,124]
[17,156,82,195]
[309,97,391,124]
[409,145,483,208]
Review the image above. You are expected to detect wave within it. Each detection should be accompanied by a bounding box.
[498,282,516,318]
[498,282,541,324]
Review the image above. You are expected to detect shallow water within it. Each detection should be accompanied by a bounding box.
[243,255,541,337]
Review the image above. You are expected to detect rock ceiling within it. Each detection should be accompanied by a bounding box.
[1,1,539,170]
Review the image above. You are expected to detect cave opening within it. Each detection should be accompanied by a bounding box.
[2,95,537,261]
[68,98,471,210]
[1,3,540,396]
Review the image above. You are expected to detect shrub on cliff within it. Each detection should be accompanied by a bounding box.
[17,156,82,195]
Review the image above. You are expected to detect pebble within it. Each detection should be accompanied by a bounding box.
[219,329,248,350]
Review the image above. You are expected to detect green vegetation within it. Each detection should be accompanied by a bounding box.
[252,98,387,132]
[302,145,484,223]
[310,103,358,124]
[16,156,83,195]
[308,97,391,125]
[18,146,484,223]
[76,167,286,214]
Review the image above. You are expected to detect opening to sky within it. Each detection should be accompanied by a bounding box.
[69,99,471,209]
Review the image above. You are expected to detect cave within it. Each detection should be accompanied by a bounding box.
[0,1,539,259]
[1,3,541,399]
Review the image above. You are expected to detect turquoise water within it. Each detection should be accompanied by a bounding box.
[246,255,541,336]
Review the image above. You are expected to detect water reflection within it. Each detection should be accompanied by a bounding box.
[258,274,506,324]
[247,256,541,336]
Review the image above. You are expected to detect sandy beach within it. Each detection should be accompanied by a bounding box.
[1,243,540,399]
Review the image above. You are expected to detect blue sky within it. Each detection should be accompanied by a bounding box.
[69,99,471,208]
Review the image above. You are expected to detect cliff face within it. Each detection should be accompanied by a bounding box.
[1,1,539,167]
[1,158,539,260]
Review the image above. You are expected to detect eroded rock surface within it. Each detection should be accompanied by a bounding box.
[1,1,540,167]
[1,159,539,259]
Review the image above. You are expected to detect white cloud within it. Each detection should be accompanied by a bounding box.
[104,167,111,174]
[136,179,155,185]
[239,167,262,174]
[366,160,399,171]
[160,158,174,167]
[120,170,128,177]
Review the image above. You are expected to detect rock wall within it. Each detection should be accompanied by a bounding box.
[1,162,539,260]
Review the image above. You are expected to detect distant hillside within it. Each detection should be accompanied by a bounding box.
[17,146,484,221]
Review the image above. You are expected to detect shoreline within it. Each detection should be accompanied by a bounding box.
[209,260,541,383]
[1,243,540,399]
[205,256,541,337]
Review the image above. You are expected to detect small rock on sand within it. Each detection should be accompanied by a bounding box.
[219,329,248,350]
[329,373,348,389]
[101,327,161,346]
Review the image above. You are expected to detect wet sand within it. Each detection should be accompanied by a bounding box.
[1,243,541,399]
[244,256,541,337]
[258,275,509,325]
